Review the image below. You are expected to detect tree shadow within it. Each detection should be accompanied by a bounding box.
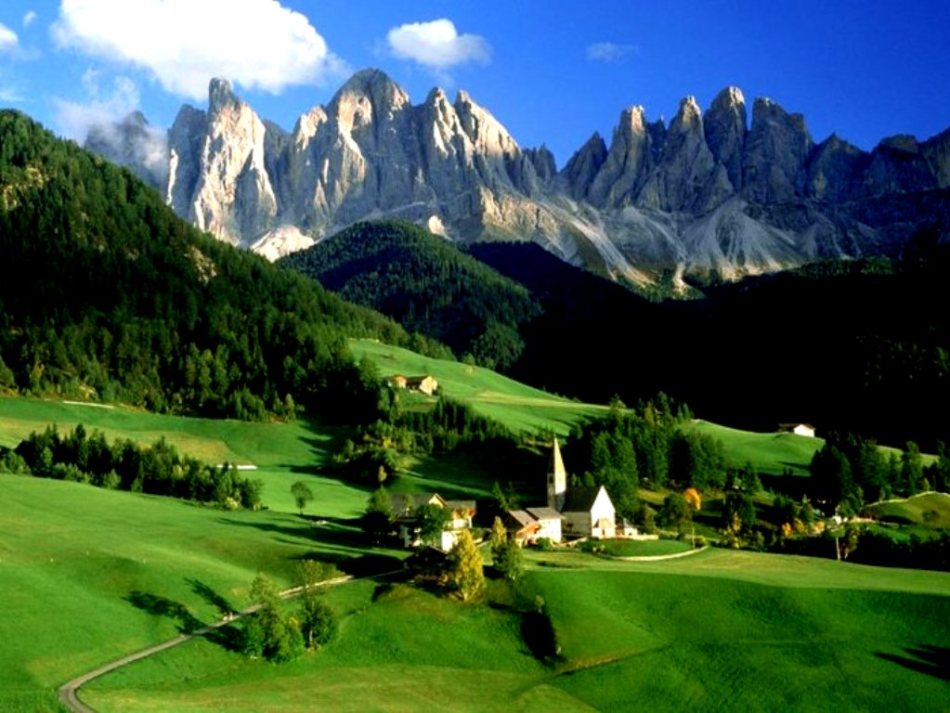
[126,591,204,634]
[875,645,950,681]
[186,578,236,617]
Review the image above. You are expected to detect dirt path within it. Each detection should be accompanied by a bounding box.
[57,574,367,713]
[612,545,710,562]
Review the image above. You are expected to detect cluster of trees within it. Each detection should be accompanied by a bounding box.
[565,396,726,520]
[3,424,261,509]
[241,564,337,662]
[490,517,524,582]
[280,220,539,370]
[0,111,442,422]
[332,389,520,485]
[808,433,950,514]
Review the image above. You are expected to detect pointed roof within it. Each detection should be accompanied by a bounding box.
[551,438,566,480]
[562,485,609,513]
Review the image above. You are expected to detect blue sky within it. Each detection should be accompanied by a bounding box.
[1,1,949,167]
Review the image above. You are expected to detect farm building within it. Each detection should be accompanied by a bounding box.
[395,492,476,552]
[405,375,439,395]
[779,423,816,438]
[389,374,408,389]
[505,507,563,545]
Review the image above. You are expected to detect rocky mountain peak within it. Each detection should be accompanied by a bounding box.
[82,69,950,282]
[672,96,703,131]
[208,77,240,114]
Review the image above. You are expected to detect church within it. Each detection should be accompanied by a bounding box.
[507,439,617,543]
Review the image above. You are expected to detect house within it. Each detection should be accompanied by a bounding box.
[389,374,408,389]
[505,509,540,545]
[405,375,439,396]
[561,485,616,539]
[779,423,816,438]
[526,507,563,543]
[395,492,475,552]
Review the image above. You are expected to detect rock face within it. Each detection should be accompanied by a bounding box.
[86,68,950,283]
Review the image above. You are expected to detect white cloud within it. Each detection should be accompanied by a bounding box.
[23,11,38,28]
[387,19,490,71]
[0,23,19,52]
[52,0,346,100]
[53,72,140,139]
[586,42,635,63]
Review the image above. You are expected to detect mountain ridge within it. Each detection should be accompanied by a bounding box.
[85,68,950,284]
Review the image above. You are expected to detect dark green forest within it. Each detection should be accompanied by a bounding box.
[279,221,539,370]
[0,111,441,420]
[470,241,950,451]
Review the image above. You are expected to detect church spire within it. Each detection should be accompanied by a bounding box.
[547,438,567,510]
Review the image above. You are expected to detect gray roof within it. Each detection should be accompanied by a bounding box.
[561,486,606,513]
[526,507,563,521]
[506,510,536,528]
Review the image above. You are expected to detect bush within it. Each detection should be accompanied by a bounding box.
[535,537,554,551]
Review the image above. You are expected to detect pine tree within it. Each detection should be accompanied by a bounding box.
[447,529,484,601]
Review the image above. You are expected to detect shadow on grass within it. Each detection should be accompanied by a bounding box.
[126,591,204,634]
[186,578,235,616]
[875,645,950,681]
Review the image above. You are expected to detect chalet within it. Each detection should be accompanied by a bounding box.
[395,492,475,552]
[405,375,439,395]
[561,485,616,539]
[526,507,563,542]
[389,374,408,389]
[505,509,540,545]
[779,423,816,438]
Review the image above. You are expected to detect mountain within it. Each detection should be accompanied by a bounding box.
[0,110,434,420]
[86,70,950,285]
[279,220,540,369]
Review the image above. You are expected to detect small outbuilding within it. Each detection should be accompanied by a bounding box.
[779,423,816,438]
[405,375,439,396]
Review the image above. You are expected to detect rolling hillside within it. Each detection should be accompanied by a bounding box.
[77,548,950,712]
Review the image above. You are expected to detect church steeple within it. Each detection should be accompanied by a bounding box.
[547,438,567,510]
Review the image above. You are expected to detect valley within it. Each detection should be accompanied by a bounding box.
[1,6,948,710]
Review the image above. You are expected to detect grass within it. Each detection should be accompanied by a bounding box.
[597,538,694,558]
[689,419,824,475]
[0,475,405,712]
[864,492,950,528]
[350,338,608,436]
[527,548,950,711]
[79,547,950,712]
[0,395,370,517]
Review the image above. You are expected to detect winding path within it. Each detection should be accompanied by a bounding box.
[57,574,366,713]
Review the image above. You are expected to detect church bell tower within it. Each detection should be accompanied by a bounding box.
[547,438,567,510]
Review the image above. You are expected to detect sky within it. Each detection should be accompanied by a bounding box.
[1,1,949,168]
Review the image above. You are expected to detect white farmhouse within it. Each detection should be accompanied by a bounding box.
[780,423,816,438]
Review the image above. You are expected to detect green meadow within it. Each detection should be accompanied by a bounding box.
[79,548,950,712]
[0,475,405,712]
[864,492,950,528]
[350,338,608,436]
[0,395,370,517]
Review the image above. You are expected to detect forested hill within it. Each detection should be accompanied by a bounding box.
[0,111,430,420]
[471,241,950,451]
[279,221,540,369]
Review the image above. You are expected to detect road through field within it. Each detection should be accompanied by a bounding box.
[57,573,390,713]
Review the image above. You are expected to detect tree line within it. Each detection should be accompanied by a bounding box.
[1,423,262,509]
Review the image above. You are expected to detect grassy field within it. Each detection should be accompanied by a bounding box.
[0,475,405,712]
[531,549,950,711]
[689,419,823,476]
[350,338,608,436]
[865,492,950,528]
[80,547,950,712]
[0,396,374,517]
[598,538,694,558]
